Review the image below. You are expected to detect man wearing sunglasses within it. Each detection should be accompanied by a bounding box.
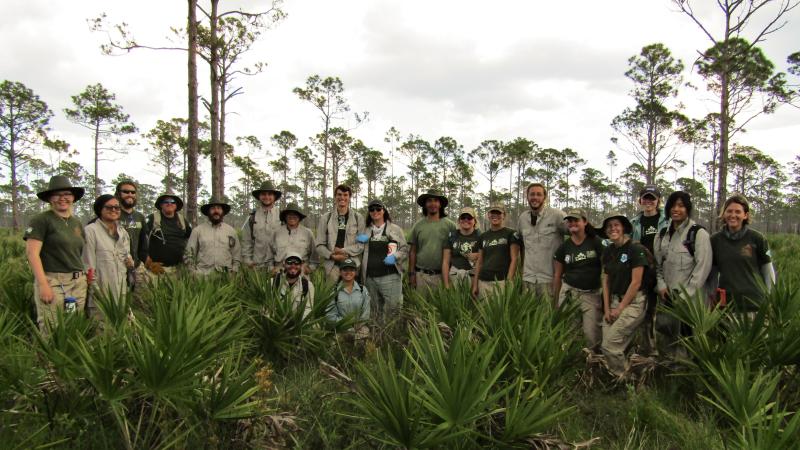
[115,180,146,289]
[273,251,315,317]
[139,194,192,277]
[517,182,566,298]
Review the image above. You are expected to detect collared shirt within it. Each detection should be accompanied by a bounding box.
[276,274,315,317]
[327,281,370,323]
[83,220,131,300]
[316,208,364,272]
[654,218,712,297]
[517,206,566,283]
[270,225,318,270]
[241,205,280,266]
[184,221,241,274]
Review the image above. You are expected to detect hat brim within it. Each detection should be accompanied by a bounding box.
[251,189,282,201]
[599,215,633,238]
[416,194,449,208]
[200,203,231,216]
[37,187,85,202]
[155,195,184,211]
[280,209,306,222]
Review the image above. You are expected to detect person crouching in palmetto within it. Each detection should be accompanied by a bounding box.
[273,251,316,317]
[327,257,370,338]
[184,198,241,275]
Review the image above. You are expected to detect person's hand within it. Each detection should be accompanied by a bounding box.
[471,284,479,299]
[467,252,479,263]
[125,256,134,269]
[658,288,668,300]
[38,282,54,304]
[383,254,397,266]
[332,253,347,262]
[604,309,612,324]
[610,307,622,321]
[356,233,369,244]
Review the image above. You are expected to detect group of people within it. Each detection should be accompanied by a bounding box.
[25,175,775,376]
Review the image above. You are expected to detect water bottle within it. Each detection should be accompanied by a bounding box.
[64,296,77,313]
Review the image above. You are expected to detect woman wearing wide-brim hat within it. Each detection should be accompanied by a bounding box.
[269,203,317,274]
[597,210,650,377]
[23,175,88,334]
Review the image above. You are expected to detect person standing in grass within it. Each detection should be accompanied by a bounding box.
[327,257,370,338]
[24,175,88,332]
[184,199,241,275]
[242,181,282,269]
[629,185,669,356]
[270,203,317,275]
[316,184,365,282]
[442,206,481,288]
[115,180,146,291]
[599,211,649,377]
[83,195,133,318]
[552,208,605,351]
[472,205,521,299]
[356,199,407,323]
[408,190,456,291]
[653,191,712,356]
[517,182,566,298]
[139,194,192,277]
[710,194,775,311]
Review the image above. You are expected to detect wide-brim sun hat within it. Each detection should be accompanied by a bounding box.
[416,189,449,208]
[155,194,184,211]
[200,198,231,217]
[37,175,85,202]
[280,203,307,222]
[251,180,283,201]
[599,211,633,238]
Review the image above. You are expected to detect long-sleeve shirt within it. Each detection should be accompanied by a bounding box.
[517,206,566,284]
[327,281,370,323]
[240,205,280,266]
[184,221,241,274]
[269,225,318,271]
[654,219,712,298]
[315,209,364,273]
[83,221,131,300]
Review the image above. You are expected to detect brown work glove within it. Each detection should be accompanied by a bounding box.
[146,260,165,275]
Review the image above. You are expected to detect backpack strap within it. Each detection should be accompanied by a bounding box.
[248,209,257,242]
[684,224,704,258]
[302,277,309,298]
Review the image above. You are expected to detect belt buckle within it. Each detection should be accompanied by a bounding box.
[72,271,82,280]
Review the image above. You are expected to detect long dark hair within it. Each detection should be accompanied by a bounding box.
[366,208,391,226]
[420,205,448,218]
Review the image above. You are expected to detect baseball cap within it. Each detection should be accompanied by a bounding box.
[564,208,587,220]
[487,204,506,214]
[340,258,358,270]
[639,185,661,199]
[458,207,477,218]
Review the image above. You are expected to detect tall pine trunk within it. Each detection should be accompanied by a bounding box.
[186,0,200,224]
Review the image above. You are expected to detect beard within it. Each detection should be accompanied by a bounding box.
[210,214,223,224]
[285,266,301,279]
[121,196,136,208]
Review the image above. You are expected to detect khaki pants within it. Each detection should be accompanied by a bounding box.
[449,267,473,285]
[525,280,552,299]
[477,279,506,299]
[601,292,646,376]
[559,283,603,350]
[144,265,177,287]
[415,272,442,292]
[34,272,88,335]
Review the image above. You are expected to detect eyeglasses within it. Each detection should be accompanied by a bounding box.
[103,205,121,211]
[120,189,136,195]
[368,206,383,212]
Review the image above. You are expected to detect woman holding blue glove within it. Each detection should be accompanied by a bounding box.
[357,199,409,323]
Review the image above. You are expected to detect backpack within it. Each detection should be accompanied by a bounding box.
[272,273,310,298]
[248,209,257,242]
[659,224,704,257]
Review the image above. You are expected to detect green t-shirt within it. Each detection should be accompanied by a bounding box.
[120,209,146,266]
[554,235,604,290]
[23,210,85,273]
[477,227,521,281]
[602,240,648,297]
[711,227,771,308]
[446,229,481,270]
[410,217,457,271]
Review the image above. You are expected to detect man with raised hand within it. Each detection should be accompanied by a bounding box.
[184,198,241,275]
[316,184,364,282]
[242,181,282,269]
[408,190,457,291]
[517,182,566,298]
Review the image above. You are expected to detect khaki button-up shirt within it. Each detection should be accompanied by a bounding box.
[241,205,280,266]
[184,221,241,275]
[315,209,364,273]
[83,221,131,300]
[270,225,318,271]
[517,206,566,284]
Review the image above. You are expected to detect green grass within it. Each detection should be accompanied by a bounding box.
[0,230,798,448]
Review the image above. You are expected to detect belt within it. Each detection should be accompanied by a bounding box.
[70,271,83,279]
[416,267,441,275]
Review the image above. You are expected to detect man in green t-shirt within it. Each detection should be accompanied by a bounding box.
[472,205,521,299]
[408,190,456,291]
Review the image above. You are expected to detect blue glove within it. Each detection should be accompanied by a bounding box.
[383,254,397,266]
[356,233,370,244]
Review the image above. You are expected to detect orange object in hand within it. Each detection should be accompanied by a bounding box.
[87,268,95,283]
[716,288,727,307]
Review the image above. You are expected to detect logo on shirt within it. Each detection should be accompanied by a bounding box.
[620,253,628,263]
[485,238,508,248]
[457,241,475,255]
[644,226,658,236]
[586,250,597,258]
[25,227,33,235]
[575,252,587,262]
[740,244,753,258]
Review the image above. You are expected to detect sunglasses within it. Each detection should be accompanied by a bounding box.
[368,206,383,212]
[285,259,302,266]
[161,199,177,205]
[103,205,121,211]
[120,189,136,194]
[458,215,474,221]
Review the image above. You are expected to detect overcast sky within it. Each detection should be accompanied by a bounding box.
[3,0,799,192]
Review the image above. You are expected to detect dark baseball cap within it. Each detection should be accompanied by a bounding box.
[639,185,661,199]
